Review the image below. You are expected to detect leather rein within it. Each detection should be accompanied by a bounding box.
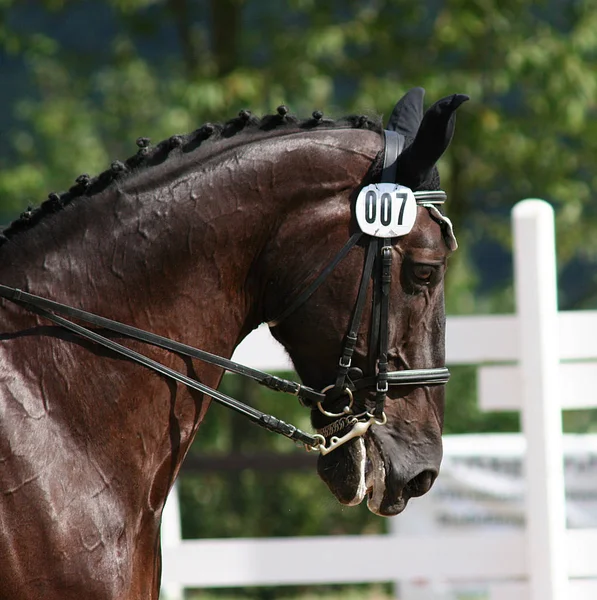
[0,130,450,456]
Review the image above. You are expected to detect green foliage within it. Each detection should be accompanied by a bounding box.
[2,0,597,305]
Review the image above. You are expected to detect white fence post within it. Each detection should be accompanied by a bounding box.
[513,199,568,600]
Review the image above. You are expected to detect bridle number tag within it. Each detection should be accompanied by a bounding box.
[355,183,417,238]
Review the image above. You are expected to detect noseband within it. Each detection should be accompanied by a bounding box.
[266,131,451,453]
[0,131,450,456]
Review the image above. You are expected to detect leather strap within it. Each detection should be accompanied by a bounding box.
[3,296,319,446]
[333,236,378,392]
[368,238,382,372]
[267,232,363,328]
[0,284,325,407]
[352,367,450,391]
[381,130,404,182]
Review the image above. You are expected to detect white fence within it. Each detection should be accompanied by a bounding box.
[161,199,597,600]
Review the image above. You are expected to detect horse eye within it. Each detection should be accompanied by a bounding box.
[410,264,436,284]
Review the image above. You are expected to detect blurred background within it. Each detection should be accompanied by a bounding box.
[1,1,597,598]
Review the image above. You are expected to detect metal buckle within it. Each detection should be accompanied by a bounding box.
[339,356,351,369]
[376,380,388,394]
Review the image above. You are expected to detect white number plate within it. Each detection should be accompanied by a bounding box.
[355,183,417,238]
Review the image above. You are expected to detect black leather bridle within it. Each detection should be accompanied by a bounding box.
[266,130,451,451]
[0,130,451,455]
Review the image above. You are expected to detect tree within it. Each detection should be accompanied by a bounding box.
[3,0,597,307]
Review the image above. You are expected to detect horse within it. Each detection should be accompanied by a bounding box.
[0,87,467,599]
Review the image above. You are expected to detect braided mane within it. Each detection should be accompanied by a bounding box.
[1,107,382,246]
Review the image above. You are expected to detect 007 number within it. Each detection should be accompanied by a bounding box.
[364,190,408,226]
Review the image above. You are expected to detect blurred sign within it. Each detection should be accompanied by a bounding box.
[428,434,597,530]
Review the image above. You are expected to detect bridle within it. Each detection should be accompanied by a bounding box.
[0,130,451,455]
[266,130,451,452]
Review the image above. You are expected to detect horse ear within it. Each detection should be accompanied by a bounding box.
[395,93,469,189]
[386,87,425,137]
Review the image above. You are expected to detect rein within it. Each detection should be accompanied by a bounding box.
[0,130,451,456]
[0,284,325,449]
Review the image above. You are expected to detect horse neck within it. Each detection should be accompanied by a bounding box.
[0,142,278,355]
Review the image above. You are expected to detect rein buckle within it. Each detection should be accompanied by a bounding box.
[376,380,389,394]
[338,355,352,369]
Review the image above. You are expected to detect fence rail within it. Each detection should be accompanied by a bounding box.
[162,529,597,588]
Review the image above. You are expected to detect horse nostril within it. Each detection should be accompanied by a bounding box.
[404,469,437,498]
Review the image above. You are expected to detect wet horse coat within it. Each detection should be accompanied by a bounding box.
[0,90,466,599]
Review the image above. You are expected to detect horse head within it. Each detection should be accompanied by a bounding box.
[267,89,468,516]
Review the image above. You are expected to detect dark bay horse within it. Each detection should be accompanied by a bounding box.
[0,88,467,599]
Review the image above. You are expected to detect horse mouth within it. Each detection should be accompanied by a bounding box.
[316,434,400,515]
[366,434,439,515]
[317,432,439,517]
